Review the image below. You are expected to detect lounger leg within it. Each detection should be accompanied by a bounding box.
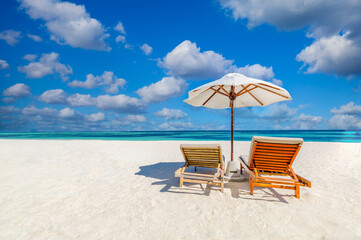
[195,166,197,171]
[221,182,224,193]
[295,185,300,199]
[180,177,183,187]
[250,178,254,195]
[240,164,243,175]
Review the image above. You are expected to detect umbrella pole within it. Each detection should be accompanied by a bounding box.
[230,99,234,162]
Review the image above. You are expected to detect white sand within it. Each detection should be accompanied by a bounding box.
[0,140,361,239]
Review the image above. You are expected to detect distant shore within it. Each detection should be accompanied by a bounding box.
[1,140,361,239]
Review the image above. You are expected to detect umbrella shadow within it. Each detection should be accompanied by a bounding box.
[135,162,290,202]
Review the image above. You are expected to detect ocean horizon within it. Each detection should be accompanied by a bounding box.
[1,130,360,142]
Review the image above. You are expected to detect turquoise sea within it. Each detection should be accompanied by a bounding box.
[0,130,360,142]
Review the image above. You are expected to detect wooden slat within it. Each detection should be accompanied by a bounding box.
[256,142,299,148]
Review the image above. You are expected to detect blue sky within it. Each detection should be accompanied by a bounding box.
[1,0,361,131]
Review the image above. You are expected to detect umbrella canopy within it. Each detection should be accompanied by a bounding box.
[184,73,292,162]
[184,73,291,109]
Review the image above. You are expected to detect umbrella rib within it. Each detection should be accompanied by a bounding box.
[210,86,229,97]
[202,87,222,106]
[259,83,281,91]
[236,86,258,97]
[256,84,290,99]
[218,85,230,96]
[241,84,264,106]
[236,84,251,96]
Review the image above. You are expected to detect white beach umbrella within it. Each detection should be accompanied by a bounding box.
[184,73,292,162]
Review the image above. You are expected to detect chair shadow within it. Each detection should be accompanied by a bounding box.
[136,162,290,203]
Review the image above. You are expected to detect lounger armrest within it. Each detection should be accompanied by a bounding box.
[296,174,311,188]
[239,156,256,179]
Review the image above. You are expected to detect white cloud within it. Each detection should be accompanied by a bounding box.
[158,40,281,82]
[235,64,274,80]
[22,106,106,124]
[0,59,10,70]
[0,30,22,46]
[159,121,194,130]
[18,52,73,80]
[140,43,153,55]
[296,33,361,77]
[114,22,126,35]
[328,102,361,130]
[22,106,58,117]
[123,114,147,123]
[271,79,283,86]
[329,114,361,130]
[27,33,42,42]
[23,54,38,62]
[260,103,298,120]
[330,102,361,115]
[0,106,20,114]
[115,35,126,43]
[59,107,77,119]
[38,89,67,104]
[124,43,133,50]
[96,94,146,113]
[3,83,31,98]
[154,108,188,120]
[136,76,188,103]
[20,0,110,51]
[291,113,323,130]
[68,71,126,94]
[66,93,95,106]
[86,112,105,122]
[219,0,361,77]
[158,40,234,80]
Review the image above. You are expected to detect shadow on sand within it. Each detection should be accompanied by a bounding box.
[136,162,289,203]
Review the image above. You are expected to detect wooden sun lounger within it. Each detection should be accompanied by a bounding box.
[175,144,225,192]
[239,136,311,199]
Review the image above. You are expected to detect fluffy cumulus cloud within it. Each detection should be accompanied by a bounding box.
[0,106,20,115]
[38,89,95,106]
[154,108,188,120]
[290,114,323,130]
[0,59,10,70]
[219,0,361,77]
[159,121,194,130]
[0,30,22,45]
[18,52,73,80]
[21,106,106,130]
[3,83,31,98]
[235,64,274,80]
[136,76,188,103]
[140,43,153,55]
[329,102,361,130]
[115,35,126,43]
[95,94,146,113]
[260,103,298,120]
[114,22,126,35]
[23,54,37,61]
[86,112,105,122]
[68,71,126,94]
[158,40,234,80]
[38,89,67,104]
[123,114,147,123]
[20,0,110,51]
[158,40,281,84]
[66,93,95,106]
[27,33,42,42]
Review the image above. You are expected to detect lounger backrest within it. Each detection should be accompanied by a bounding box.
[248,136,303,173]
[180,144,223,169]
